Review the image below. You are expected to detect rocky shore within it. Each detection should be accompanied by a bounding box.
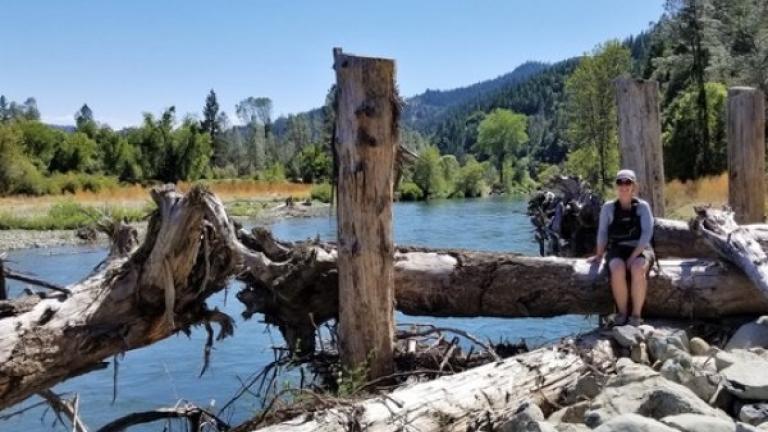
[500,317,768,432]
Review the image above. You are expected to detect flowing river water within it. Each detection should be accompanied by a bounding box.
[1,197,597,431]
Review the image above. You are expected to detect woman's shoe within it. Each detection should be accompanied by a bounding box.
[627,316,644,327]
[608,313,628,327]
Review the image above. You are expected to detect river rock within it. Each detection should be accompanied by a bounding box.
[585,359,729,427]
[726,317,768,351]
[721,357,768,400]
[661,413,736,431]
[614,325,645,348]
[563,375,603,404]
[554,424,590,432]
[740,403,768,426]
[631,342,650,365]
[549,401,590,424]
[716,349,765,371]
[660,358,720,402]
[592,413,678,431]
[690,337,712,356]
[500,400,546,431]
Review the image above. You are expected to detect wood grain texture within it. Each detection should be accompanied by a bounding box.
[615,78,666,216]
[333,48,397,378]
[728,86,765,223]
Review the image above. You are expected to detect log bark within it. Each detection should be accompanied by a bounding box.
[615,78,666,216]
[333,48,397,378]
[252,334,610,432]
[728,86,765,224]
[237,230,768,354]
[0,185,280,411]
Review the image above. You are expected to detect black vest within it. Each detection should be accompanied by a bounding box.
[607,198,641,247]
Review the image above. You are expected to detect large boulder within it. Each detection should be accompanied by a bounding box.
[585,359,729,427]
[592,413,678,431]
[721,357,768,400]
[726,317,768,351]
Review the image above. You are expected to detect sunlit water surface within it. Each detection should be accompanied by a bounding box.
[1,197,596,431]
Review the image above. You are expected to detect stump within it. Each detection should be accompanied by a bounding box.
[728,86,765,223]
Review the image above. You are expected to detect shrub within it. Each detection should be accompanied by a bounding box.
[397,181,423,201]
[260,162,286,183]
[310,182,332,203]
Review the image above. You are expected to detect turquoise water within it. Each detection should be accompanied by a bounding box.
[1,197,596,431]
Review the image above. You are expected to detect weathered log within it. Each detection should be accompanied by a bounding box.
[694,206,768,297]
[253,335,608,432]
[728,86,765,223]
[237,231,768,354]
[615,78,666,216]
[0,185,281,411]
[333,48,398,378]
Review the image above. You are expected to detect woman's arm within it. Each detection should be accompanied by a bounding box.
[628,201,654,261]
[590,202,612,261]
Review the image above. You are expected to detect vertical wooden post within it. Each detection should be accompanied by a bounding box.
[728,86,766,224]
[333,48,395,378]
[614,78,666,216]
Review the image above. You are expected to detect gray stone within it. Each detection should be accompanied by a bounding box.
[592,413,678,431]
[692,355,718,373]
[548,401,590,424]
[500,400,546,431]
[648,330,694,366]
[614,325,645,348]
[554,424,590,432]
[740,404,768,426]
[661,413,735,431]
[563,374,603,405]
[727,317,768,351]
[585,361,729,426]
[722,357,768,400]
[690,337,713,356]
[715,349,764,371]
[631,342,650,365]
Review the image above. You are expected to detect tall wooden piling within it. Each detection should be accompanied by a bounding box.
[614,78,666,216]
[728,86,765,224]
[332,48,396,378]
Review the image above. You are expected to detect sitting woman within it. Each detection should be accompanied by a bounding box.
[588,169,655,326]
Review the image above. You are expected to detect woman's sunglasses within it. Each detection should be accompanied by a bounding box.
[615,179,634,186]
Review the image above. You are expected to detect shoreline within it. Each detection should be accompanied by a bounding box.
[0,201,332,251]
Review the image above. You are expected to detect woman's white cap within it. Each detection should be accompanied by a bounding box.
[616,169,636,182]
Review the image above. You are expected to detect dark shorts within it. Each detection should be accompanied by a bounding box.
[605,245,655,268]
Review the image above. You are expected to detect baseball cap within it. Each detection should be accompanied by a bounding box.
[616,169,636,182]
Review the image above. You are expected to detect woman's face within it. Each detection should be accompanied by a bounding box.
[615,179,634,201]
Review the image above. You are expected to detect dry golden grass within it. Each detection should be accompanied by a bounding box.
[0,180,312,217]
[664,173,730,219]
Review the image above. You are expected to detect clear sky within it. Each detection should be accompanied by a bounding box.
[1,1,665,128]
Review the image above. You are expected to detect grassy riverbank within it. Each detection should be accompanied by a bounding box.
[0,180,315,230]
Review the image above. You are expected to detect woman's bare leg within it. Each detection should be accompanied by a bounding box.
[629,257,650,318]
[609,258,629,316]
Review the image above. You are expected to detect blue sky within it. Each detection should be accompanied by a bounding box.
[1,1,664,128]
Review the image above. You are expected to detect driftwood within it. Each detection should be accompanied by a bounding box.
[236,228,768,355]
[693,206,768,296]
[0,185,285,411]
[253,333,611,432]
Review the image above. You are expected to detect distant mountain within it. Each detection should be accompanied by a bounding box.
[401,61,549,131]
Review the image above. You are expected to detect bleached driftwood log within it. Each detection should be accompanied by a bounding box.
[237,230,768,354]
[693,206,768,296]
[0,185,283,411]
[253,343,591,432]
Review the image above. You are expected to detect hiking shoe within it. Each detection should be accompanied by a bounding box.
[628,316,644,327]
[608,313,628,327]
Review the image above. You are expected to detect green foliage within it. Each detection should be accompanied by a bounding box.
[50,132,100,173]
[413,146,447,198]
[397,181,424,201]
[474,108,528,185]
[295,144,332,183]
[260,162,286,182]
[310,182,332,203]
[565,40,630,190]
[663,82,727,180]
[457,155,490,198]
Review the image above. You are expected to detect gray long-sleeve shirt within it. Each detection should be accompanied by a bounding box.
[596,199,654,250]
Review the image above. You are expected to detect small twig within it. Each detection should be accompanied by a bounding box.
[397,327,501,361]
[4,268,71,295]
[37,390,89,432]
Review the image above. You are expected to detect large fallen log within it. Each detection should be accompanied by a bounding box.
[0,185,282,411]
[237,231,768,354]
[252,333,612,432]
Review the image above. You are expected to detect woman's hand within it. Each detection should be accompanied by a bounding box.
[586,254,602,264]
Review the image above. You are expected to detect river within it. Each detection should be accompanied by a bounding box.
[1,197,597,431]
